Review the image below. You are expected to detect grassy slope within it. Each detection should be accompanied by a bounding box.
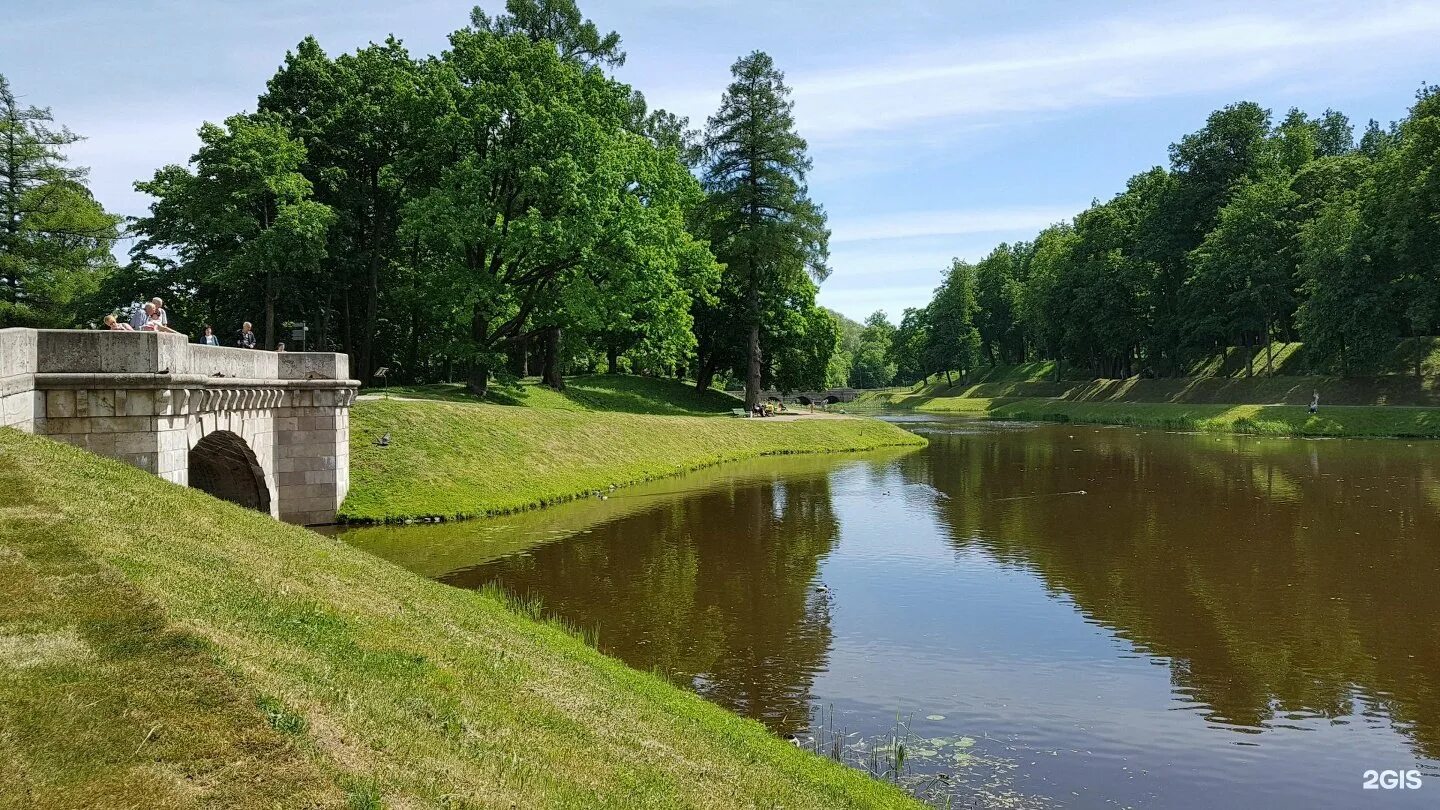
[854,387,1440,438]
[0,431,917,809]
[853,340,1440,438]
[344,398,925,521]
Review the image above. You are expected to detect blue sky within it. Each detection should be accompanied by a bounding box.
[5,1,1438,321]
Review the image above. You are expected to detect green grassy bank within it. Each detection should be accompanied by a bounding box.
[343,395,925,522]
[854,389,1440,438]
[0,431,917,809]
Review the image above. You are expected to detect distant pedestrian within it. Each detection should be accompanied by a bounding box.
[151,297,168,326]
[1309,391,1319,415]
[201,325,219,345]
[237,322,256,349]
[103,314,133,331]
[276,342,286,353]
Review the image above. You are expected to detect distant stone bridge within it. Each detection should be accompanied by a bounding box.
[757,387,858,405]
[0,329,358,525]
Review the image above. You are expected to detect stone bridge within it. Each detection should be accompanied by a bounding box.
[0,329,358,525]
[758,387,858,405]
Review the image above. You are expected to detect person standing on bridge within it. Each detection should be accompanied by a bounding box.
[201,325,219,346]
[237,322,256,349]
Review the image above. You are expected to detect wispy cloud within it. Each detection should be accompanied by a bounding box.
[829,205,1081,243]
[786,2,1440,141]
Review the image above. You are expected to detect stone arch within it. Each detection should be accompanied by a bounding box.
[188,430,270,513]
[823,395,840,405]
[796,395,813,405]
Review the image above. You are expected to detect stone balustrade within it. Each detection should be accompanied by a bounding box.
[0,328,359,525]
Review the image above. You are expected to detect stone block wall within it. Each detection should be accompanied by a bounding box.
[0,328,357,525]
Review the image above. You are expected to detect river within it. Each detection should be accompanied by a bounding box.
[340,416,1440,808]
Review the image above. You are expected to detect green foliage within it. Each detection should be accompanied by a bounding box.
[914,89,1440,381]
[925,260,982,384]
[1188,174,1298,375]
[974,244,1024,364]
[120,8,720,392]
[130,114,334,346]
[889,306,930,385]
[848,310,897,388]
[0,75,120,328]
[470,0,625,68]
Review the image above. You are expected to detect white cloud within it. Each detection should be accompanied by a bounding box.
[776,2,1440,141]
[829,205,1081,243]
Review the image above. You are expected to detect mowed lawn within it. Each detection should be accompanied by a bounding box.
[0,430,918,809]
[343,396,925,521]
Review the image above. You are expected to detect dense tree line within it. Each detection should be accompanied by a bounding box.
[102,0,838,406]
[893,88,1440,385]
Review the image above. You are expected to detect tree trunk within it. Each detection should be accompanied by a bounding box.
[360,253,380,385]
[1243,333,1253,378]
[944,368,953,386]
[1265,321,1274,376]
[744,322,762,411]
[607,344,620,374]
[264,270,277,350]
[467,365,489,397]
[541,327,565,390]
[342,289,353,357]
[405,309,421,385]
[695,354,717,393]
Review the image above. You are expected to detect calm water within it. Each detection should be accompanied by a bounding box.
[342,417,1440,808]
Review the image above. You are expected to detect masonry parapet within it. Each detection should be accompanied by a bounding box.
[0,328,359,525]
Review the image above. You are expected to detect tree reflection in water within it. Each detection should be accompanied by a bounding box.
[899,424,1440,759]
[441,470,842,735]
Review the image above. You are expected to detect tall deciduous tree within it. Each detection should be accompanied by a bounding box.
[890,306,932,385]
[699,51,830,409]
[1189,175,1299,376]
[258,36,416,381]
[848,310,896,388]
[132,115,334,347]
[975,244,1024,365]
[402,24,706,395]
[926,259,982,386]
[0,75,119,327]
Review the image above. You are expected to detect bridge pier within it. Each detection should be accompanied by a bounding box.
[0,329,358,525]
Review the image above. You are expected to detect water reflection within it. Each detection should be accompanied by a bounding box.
[434,460,850,734]
[900,424,1440,759]
[344,421,1440,808]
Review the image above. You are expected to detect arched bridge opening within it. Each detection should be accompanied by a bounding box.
[189,430,270,514]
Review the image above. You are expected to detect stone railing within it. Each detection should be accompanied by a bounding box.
[0,328,360,525]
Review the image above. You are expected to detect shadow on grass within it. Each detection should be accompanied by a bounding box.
[369,375,739,416]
